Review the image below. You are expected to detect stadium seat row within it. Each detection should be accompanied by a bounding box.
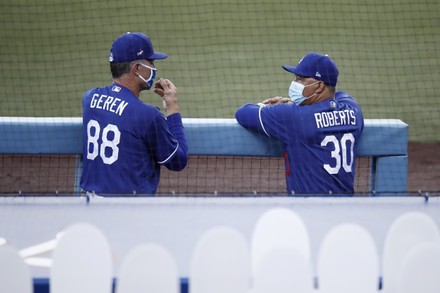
[1,208,439,293]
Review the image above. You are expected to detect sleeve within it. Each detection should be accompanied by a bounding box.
[235,103,299,143]
[235,104,272,136]
[148,112,188,171]
[82,88,94,109]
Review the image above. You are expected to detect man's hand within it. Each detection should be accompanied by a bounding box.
[261,96,292,105]
[154,78,180,116]
[153,80,165,97]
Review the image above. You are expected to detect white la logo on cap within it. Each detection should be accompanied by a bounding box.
[137,49,143,56]
[109,53,114,62]
[315,71,321,77]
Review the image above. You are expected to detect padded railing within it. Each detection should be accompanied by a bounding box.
[0,117,408,194]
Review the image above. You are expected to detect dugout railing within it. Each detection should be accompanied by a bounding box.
[0,117,408,195]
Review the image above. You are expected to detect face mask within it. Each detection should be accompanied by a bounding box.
[288,80,319,105]
[137,63,157,88]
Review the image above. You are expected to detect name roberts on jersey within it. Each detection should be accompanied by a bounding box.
[89,94,129,116]
[314,109,356,129]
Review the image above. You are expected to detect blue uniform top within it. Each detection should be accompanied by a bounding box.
[80,84,188,195]
[235,92,364,194]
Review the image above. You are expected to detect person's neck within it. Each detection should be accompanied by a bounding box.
[113,77,141,97]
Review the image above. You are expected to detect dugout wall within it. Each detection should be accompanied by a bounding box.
[0,117,407,195]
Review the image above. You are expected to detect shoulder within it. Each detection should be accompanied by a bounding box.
[83,87,100,98]
[335,91,358,103]
[113,87,162,115]
[335,91,362,108]
[83,85,114,100]
[138,102,162,115]
[133,103,164,126]
[109,84,163,119]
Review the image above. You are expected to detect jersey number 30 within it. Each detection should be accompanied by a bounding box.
[86,120,121,165]
[321,133,355,174]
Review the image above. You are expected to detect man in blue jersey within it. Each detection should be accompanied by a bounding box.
[80,32,188,196]
[235,52,364,194]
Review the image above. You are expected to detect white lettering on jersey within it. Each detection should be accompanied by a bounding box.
[314,110,356,129]
[102,95,114,111]
[90,94,128,116]
[115,99,128,116]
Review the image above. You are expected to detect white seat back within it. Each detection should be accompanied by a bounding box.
[116,243,179,293]
[395,242,440,293]
[317,223,379,293]
[382,212,440,293]
[0,245,32,293]
[251,208,311,275]
[190,226,250,293]
[50,222,113,293]
[253,246,314,293]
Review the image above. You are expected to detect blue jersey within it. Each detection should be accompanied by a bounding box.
[235,92,364,194]
[80,84,188,195]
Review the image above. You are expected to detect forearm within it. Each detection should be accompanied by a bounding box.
[162,95,180,117]
[164,113,188,171]
[164,103,180,116]
[235,104,266,132]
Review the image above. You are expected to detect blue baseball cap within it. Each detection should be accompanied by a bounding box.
[109,32,168,63]
[282,52,339,86]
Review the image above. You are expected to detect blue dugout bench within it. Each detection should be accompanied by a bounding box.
[0,117,408,194]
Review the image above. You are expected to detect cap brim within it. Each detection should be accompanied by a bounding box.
[282,65,308,77]
[282,65,295,73]
[148,52,168,60]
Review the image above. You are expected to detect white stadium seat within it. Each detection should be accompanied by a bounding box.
[116,243,179,293]
[0,245,32,293]
[381,212,440,293]
[50,223,113,293]
[253,246,314,293]
[251,208,311,275]
[395,242,440,293]
[190,226,251,293]
[317,223,379,293]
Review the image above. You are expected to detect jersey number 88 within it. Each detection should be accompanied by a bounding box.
[86,119,121,165]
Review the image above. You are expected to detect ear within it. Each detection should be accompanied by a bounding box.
[132,62,141,75]
[316,81,326,93]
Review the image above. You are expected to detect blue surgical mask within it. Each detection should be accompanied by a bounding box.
[137,63,157,88]
[288,80,319,105]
